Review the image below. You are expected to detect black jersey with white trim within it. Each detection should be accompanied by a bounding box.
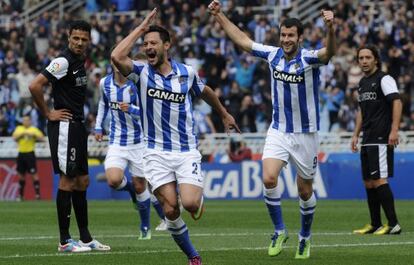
[357,70,400,144]
[41,48,87,120]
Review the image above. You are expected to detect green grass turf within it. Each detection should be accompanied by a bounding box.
[0,200,413,265]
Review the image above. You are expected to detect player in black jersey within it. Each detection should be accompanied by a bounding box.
[351,45,402,235]
[29,20,110,252]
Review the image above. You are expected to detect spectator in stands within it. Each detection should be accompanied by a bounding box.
[238,94,257,132]
[12,114,44,200]
[321,86,345,131]
[227,139,252,162]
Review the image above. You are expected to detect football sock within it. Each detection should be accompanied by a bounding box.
[263,186,285,232]
[72,190,92,243]
[115,176,137,203]
[166,216,199,258]
[56,189,72,244]
[34,180,40,197]
[377,184,398,227]
[366,187,381,227]
[136,189,151,230]
[18,179,25,198]
[299,192,316,239]
[151,194,165,220]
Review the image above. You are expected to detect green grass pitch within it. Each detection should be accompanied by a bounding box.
[0,200,413,265]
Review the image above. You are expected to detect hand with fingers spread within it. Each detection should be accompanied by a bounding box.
[208,0,221,15]
[47,109,72,121]
[321,9,334,28]
[222,113,241,135]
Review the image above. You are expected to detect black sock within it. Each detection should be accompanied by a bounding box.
[366,188,381,227]
[377,184,398,227]
[33,180,40,197]
[19,180,25,198]
[56,189,72,244]
[72,190,92,243]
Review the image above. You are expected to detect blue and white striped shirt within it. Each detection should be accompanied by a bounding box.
[95,74,143,147]
[251,42,324,133]
[127,59,205,152]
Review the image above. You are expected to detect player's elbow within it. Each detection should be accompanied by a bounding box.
[28,82,40,95]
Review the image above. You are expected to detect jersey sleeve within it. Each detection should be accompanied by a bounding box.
[41,57,69,83]
[190,67,205,96]
[251,42,278,60]
[303,49,325,66]
[127,60,146,83]
[95,78,109,133]
[381,75,400,101]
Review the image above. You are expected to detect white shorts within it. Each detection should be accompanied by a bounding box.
[104,143,145,177]
[262,128,319,179]
[143,148,203,191]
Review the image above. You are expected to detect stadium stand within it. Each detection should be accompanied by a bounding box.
[0,0,413,138]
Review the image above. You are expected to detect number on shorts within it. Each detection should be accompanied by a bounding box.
[312,156,317,169]
[70,148,76,161]
[192,162,198,175]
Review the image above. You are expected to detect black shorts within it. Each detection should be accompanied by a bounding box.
[17,152,37,174]
[360,145,394,180]
[47,120,88,178]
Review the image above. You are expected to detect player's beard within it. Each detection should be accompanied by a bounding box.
[153,52,166,68]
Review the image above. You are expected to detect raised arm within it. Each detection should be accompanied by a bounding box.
[208,0,253,52]
[111,8,157,76]
[317,10,336,64]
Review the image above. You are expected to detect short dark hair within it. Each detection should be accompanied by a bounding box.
[280,18,304,36]
[143,25,171,43]
[69,20,91,35]
[357,45,382,69]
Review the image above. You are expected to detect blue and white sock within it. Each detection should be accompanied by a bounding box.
[166,216,199,259]
[151,194,165,220]
[264,186,285,234]
[299,192,316,240]
[115,176,136,202]
[136,189,151,231]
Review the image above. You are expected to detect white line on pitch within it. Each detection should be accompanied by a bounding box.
[0,231,412,241]
[0,241,414,259]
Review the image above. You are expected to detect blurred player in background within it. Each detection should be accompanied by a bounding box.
[12,114,44,201]
[29,20,109,253]
[95,61,166,239]
[112,8,239,265]
[209,0,335,259]
[351,45,402,235]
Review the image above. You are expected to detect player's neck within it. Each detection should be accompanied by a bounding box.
[156,60,172,76]
[114,73,127,86]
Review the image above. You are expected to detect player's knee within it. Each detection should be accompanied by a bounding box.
[77,176,90,190]
[298,187,312,201]
[107,178,122,189]
[163,205,180,220]
[263,175,278,188]
[181,198,200,213]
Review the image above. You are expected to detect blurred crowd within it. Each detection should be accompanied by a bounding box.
[0,0,413,137]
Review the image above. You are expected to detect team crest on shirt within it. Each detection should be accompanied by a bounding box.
[46,62,60,74]
[147,88,186,103]
[273,69,304,83]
